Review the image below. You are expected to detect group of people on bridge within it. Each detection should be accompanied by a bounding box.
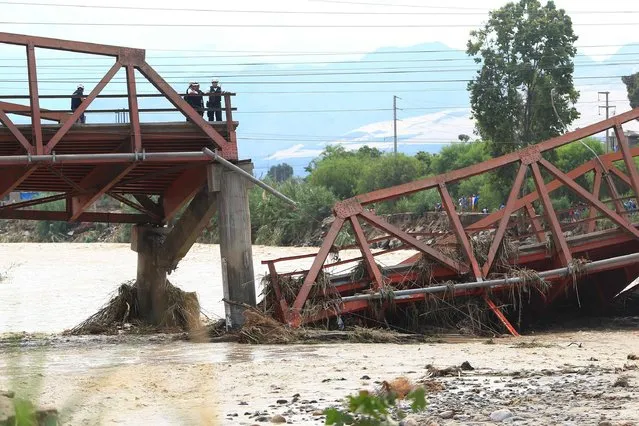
[69,79,225,124]
[183,79,224,122]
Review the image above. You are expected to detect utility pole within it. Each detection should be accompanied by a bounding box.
[598,91,616,152]
[393,95,400,155]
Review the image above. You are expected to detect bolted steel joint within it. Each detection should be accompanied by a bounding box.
[117,48,146,66]
[520,146,542,165]
[333,199,363,219]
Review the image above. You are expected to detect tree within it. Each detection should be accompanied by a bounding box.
[467,0,579,157]
[356,154,421,194]
[622,73,639,109]
[430,142,490,175]
[306,145,384,199]
[415,151,434,175]
[266,163,294,182]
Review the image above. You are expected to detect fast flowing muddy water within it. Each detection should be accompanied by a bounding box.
[1,243,639,425]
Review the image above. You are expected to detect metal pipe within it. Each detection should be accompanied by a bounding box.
[203,147,297,207]
[341,252,639,302]
[0,151,210,165]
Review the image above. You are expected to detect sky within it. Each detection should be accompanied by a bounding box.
[1,0,638,59]
[1,0,639,173]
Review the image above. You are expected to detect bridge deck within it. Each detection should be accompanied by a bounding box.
[0,122,238,195]
[0,121,237,155]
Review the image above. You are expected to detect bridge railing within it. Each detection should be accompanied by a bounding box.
[0,31,238,160]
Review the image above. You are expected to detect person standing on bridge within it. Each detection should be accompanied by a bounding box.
[207,78,223,122]
[71,84,86,124]
[184,82,204,121]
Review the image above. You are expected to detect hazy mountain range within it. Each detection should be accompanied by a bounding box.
[231,42,639,177]
[2,41,639,177]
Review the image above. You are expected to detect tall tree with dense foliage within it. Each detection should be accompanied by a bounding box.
[622,72,639,109]
[467,0,579,156]
[266,163,294,182]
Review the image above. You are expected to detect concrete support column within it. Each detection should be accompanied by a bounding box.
[131,224,169,325]
[216,163,256,328]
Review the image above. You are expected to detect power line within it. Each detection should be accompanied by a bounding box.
[2,52,639,69]
[0,75,627,85]
[1,20,637,28]
[309,0,639,14]
[8,53,639,69]
[0,83,622,95]
[3,98,625,115]
[1,44,638,60]
[4,59,639,75]
[145,42,639,54]
[307,0,485,10]
[2,0,638,15]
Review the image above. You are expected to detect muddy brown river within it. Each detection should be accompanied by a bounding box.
[1,243,638,425]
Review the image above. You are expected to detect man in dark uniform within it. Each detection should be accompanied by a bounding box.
[71,84,86,124]
[184,82,204,121]
[207,78,222,122]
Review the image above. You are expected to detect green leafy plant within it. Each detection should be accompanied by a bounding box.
[325,387,426,426]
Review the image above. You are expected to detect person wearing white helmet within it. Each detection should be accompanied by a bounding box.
[71,84,86,124]
[207,78,222,122]
[183,81,204,121]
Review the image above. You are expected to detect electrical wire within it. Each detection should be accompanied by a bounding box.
[3,59,639,75]
[0,79,620,94]
[1,43,638,59]
[2,0,638,15]
[1,21,637,28]
[0,75,627,84]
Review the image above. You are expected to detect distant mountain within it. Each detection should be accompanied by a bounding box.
[247,42,639,176]
[2,40,638,178]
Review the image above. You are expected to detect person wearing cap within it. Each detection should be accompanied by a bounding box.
[71,84,86,124]
[207,79,222,122]
[184,82,204,121]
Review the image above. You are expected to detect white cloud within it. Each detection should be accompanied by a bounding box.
[266,144,324,160]
[341,109,475,146]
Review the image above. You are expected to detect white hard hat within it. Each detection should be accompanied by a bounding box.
[77,84,84,89]
[211,78,219,83]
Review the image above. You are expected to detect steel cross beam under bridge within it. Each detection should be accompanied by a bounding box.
[0,32,242,224]
[263,109,639,335]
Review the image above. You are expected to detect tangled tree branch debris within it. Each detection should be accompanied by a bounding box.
[66,280,201,335]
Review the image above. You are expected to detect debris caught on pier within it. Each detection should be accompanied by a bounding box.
[67,279,201,335]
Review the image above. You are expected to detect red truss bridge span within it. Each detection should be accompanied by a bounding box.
[263,109,639,335]
[0,32,241,225]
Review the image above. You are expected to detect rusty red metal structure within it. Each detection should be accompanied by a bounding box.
[264,109,639,334]
[0,32,239,224]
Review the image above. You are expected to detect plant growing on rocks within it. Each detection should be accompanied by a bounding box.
[324,387,426,426]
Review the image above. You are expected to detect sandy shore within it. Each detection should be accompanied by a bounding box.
[1,329,638,425]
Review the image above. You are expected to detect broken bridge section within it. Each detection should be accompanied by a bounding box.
[264,109,639,335]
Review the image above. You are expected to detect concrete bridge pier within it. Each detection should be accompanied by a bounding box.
[210,163,256,329]
[131,162,256,329]
[131,225,170,325]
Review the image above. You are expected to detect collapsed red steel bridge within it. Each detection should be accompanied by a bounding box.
[264,110,639,335]
[0,32,240,225]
